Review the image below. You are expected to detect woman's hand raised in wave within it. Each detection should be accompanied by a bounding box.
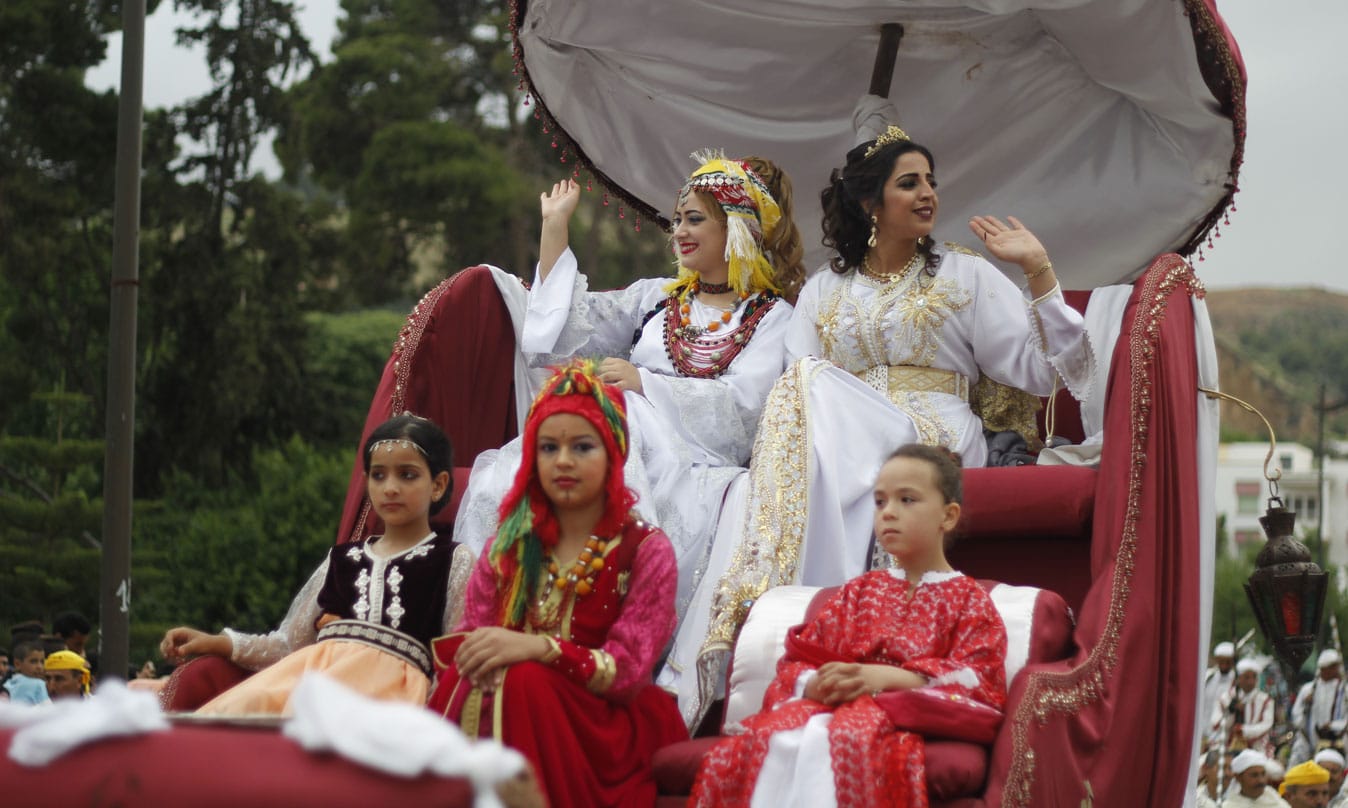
[969,214,1057,297]
[538,179,582,283]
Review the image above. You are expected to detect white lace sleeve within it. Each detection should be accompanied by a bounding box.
[521,247,664,362]
[784,272,826,364]
[1028,284,1097,405]
[441,543,476,633]
[223,557,328,672]
[968,257,1095,404]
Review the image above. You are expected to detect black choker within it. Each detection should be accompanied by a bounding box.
[697,280,733,294]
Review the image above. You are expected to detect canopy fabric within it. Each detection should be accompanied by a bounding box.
[513,0,1245,288]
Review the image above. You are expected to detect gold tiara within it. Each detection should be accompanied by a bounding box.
[863,125,912,159]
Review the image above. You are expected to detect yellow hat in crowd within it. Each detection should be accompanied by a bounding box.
[44,650,91,695]
[1280,761,1330,796]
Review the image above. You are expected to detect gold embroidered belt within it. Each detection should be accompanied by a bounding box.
[856,365,970,403]
[317,619,432,678]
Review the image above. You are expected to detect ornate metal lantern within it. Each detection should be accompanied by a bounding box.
[1244,498,1327,672]
[1203,386,1330,672]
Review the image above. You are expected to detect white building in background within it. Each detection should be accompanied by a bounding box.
[1214,442,1348,569]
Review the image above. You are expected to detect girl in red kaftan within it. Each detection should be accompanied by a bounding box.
[427,360,687,808]
[692,445,1007,808]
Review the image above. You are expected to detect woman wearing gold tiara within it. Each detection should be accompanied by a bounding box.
[452,152,805,727]
[693,128,1096,724]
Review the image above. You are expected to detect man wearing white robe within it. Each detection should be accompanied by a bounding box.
[1292,651,1348,765]
[1318,750,1348,808]
[1222,750,1292,807]
[1214,659,1277,756]
[1205,642,1238,747]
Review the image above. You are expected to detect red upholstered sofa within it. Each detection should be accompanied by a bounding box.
[151,255,1207,806]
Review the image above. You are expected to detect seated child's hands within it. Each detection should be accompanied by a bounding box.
[808,661,929,705]
[808,662,869,706]
[455,627,553,692]
[159,627,231,663]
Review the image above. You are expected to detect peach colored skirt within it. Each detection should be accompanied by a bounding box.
[196,639,430,716]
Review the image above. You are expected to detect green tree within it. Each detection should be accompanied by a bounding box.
[131,436,347,661]
[0,389,104,632]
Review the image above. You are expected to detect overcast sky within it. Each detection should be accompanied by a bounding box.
[85,0,1348,293]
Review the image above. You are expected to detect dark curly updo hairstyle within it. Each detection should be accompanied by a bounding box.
[362,414,454,515]
[820,138,940,277]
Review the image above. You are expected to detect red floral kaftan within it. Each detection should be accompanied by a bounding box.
[692,569,1007,808]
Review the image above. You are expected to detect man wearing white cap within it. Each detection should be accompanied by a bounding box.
[1214,659,1277,755]
[1206,642,1239,747]
[1224,750,1293,807]
[1292,651,1348,766]
[1316,749,1348,807]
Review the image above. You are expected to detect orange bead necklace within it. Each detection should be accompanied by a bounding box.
[545,535,610,598]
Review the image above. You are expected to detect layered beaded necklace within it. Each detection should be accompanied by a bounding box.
[661,282,779,378]
[533,535,611,629]
[676,280,748,338]
[545,535,610,598]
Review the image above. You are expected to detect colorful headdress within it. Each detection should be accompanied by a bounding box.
[863,125,913,159]
[44,650,91,694]
[488,360,637,627]
[668,150,783,298]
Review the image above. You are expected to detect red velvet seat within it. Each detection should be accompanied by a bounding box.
[0,726,477,807]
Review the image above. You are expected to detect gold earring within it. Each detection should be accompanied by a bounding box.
[868,215,878,249]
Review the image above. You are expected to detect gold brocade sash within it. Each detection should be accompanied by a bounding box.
[855,364,970,403]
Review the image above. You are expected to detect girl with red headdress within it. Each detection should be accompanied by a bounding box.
[452,153,807,730]
[428,359,688,808]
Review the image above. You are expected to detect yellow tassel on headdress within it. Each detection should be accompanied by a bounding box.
[667,151,782,300]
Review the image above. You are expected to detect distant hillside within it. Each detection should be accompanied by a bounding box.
[1204,287,1348,448]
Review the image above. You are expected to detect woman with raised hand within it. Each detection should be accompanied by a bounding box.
[451,153,805,725]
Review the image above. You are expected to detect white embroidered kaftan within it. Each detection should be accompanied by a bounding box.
[452,247,793,632]
[685,245,1094,728]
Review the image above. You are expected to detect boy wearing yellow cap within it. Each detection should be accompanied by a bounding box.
[43,650,91,700]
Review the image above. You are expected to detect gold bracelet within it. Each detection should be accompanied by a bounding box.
[1024,261,1053,282]
[540,635,562,664]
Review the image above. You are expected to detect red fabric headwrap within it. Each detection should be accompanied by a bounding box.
[498,376,636,548]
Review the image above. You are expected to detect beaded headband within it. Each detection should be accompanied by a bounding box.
[368,438,428,458]
[863,125,913,159]
[670,150,783,297]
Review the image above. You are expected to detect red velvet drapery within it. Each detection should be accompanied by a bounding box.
[336,266,520,544]
[983,255,1206,806]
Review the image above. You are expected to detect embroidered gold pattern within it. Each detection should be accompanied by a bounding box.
[588,649,616,693]
[818,270,971,373]
[891,391,950,447]
[971,376,1043,450]
[1002,254,1204,806]
[699,359,818,660]
[943,241,982,258]
[857,365,970,402]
